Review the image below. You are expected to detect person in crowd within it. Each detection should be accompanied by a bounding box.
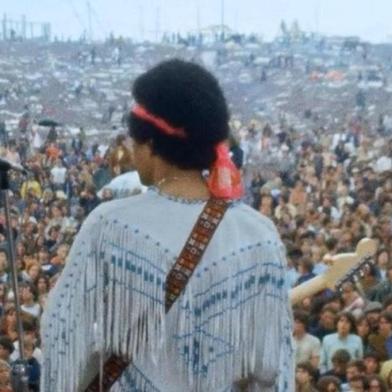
[366,375,387,392]
[0,285,8,317]
[375,249,390,281]
[20,173,42,200]
[20,284,41,318]
[293,310,321,369]
[320,312,363,372]
[295,361,318,392]
[364,302,383,334]
[368,311,392,361]
[107,134,133,177]
[380,359,392,389]
[321,349,351,384]
[0,359,11,392]
[79,185,100,214]
[0,253,8,285]
[10,314,42,366]
[355,315,371,353]
[368,265,392,302]
[340,282,365,317]
[0,337,14,363]
[286,247,301,289]
[289,180,308,215]
[360,263,381,294]
[20,261,41,285]
[296,258,316,286]
[36,275,50,300]
[316,375,341,392]
[22,338,40,392]
[345,360,366,390]
[0,307,17,342]
[347,374,368,392]
[309,306,337,341]
[363,352,380,376]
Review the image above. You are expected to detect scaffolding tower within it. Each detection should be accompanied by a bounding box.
[1,13,51,41]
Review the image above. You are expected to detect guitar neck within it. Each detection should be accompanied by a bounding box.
[290,275,326,306]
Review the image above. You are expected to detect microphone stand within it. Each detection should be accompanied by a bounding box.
[0,168,29,391]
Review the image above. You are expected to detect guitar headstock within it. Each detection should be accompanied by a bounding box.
[322,238,378,291]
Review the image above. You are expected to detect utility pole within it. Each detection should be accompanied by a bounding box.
[21,15,26,39]
[139,5,145,41]
[2,14,7,40]
[196,0,201,33]
[87,1,92,41]
[155,5,160,42]
[220,0,225,41]
[315,0,320,34]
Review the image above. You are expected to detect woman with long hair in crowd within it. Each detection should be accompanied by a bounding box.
[0,306,18,341]
[295,362,317,392]
[355,314,371,353]
[320,312,363,372]
[37,275,50,297]
[0,283,8,317]
[316,375,341,392]
[376,248,391,281]
[367,374,387,392]
[340,282,365,317]
[21,260,41,285]
[361,263,382,294]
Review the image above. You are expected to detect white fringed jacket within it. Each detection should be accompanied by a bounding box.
[41,188,294,391]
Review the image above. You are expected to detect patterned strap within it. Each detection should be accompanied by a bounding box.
[165,198,228,311]
[85,198,229,392]
[85,355,129,392]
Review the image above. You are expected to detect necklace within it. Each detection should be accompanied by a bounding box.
[156,176,182,189]
[156,175,203,189]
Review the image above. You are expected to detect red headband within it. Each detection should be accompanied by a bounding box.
[131,104,244,200]
[131,104,187,138]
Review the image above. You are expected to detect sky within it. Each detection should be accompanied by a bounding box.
[2,0,392,43]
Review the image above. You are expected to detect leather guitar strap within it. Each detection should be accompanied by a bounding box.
[85,198,229,391]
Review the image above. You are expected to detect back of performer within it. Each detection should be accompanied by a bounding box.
[41,59,293,392]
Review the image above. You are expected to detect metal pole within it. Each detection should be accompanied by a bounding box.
[21,15,26,39]
[139,5,144,41]
[155,6,160,42]
[47,23,52,41]
[196,0,200,34]
[2,191,25,359]
[87,1,92,42]
[2,14,7,40]
[0,170,28,392]
[220,0,225,41]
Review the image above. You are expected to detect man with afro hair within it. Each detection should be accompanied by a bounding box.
[41,59,293,391]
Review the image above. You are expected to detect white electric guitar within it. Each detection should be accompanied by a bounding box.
[290,238,377,305]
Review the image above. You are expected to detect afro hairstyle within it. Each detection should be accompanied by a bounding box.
[129,59,230,170]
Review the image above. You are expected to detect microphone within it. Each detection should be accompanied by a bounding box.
[0,158,29,175]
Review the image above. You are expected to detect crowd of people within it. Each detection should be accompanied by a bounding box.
[0,62,391,391]
[242,116,392,390]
